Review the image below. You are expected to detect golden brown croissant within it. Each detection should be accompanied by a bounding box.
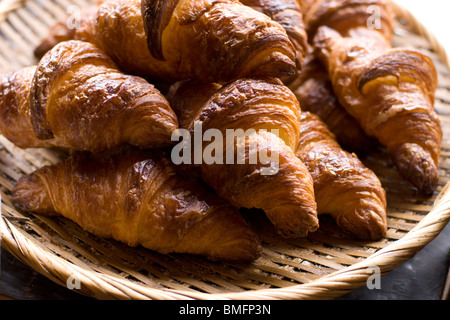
[167,78,319,238]
[300,0,394,40]
[141,0,298,82]
[12,148,261,263]
[36,0,297,83]
[0,40,178,152]
[290,0,392,153]
[314,26,442,195]
[239,0,309,79]
[289,55,376,153]
[296,112,387,240]
[0,66,54,149]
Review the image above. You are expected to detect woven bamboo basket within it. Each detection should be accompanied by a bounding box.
[0,0,449,300]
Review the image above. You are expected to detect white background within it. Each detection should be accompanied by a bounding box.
[394,0,450,58]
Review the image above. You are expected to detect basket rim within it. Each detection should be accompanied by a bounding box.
[2,182,449,300]
[0,0,450,300]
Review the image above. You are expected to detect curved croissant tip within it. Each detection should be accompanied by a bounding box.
[393,143,439,196]
[242,51,297,80]
[208,230,262,263]
[354,210,387,241]
[271,213,319,239]
[333,206,387,241]
[414,171,439,197]
[222,241,262,264]
[12,172,50,214]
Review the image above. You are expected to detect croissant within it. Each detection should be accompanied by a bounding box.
[0,66,54,149]
[12,148,261,263]
[296,112,387,240]
[0,40,178,152]
[299,0,395,40]
[36,0,297,83]
[314,26,442,195]
[291,0,392,153]
[167,78,319,238]
[289,55,376,153]
[239,0,309,80]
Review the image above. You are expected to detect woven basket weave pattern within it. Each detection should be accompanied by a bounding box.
[0,0,449,300]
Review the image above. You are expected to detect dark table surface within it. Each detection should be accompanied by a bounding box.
[1,222,449,301]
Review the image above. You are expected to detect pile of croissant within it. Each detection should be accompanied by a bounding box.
[0,0,442,263]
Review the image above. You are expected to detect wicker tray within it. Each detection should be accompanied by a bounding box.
[0,0,449,300]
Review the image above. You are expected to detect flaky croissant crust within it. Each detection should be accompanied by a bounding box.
[296,112,387,240]
[289,54,376,153]
[142,0,298,82]
[240,0,309,78]
[168,78,319,238]
[12,148,261,262]
[300,0,394,40]
[0,66,55,149]
[26,40,178,152]
[32,0,297,84]
[314,26,442,195]
[173,78,303,150]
